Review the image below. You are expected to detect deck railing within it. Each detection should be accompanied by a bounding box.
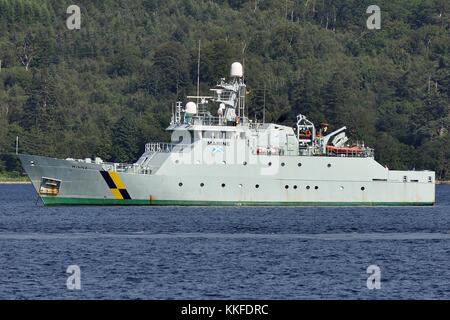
[145,142,192,153]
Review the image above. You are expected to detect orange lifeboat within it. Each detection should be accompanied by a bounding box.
[326,145,364,155]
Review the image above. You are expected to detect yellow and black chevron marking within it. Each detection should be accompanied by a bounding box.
[100,171,132,200]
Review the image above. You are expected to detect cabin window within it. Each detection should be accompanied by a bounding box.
[327,164,331,168]
[306,186,310,190]
[255,184,260,188]
[200,183,204,187]
[315,186,319,190]
[268,162,272,166]
[361,187,365,191]
[298,163,302,167]
[281,162,285,167]
[221,183,226,188]
[178,182,183,187]
[285,185,289,189]
[293,185,298,189]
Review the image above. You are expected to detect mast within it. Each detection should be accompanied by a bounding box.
[196,40,201,107]
[263,82,266,124]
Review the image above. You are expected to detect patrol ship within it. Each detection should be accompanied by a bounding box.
[19,63,435,206]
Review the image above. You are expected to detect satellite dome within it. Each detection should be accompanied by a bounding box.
[230,62,243,78]
[185,102,197,114]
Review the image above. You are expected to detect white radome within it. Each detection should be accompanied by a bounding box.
[185,101,197,114]
[230,62,243,78]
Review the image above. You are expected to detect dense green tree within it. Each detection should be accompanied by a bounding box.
[0,0,449,178]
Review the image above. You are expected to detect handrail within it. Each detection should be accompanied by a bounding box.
[145,142,192,153]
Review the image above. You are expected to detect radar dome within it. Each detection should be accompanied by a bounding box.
[230,62,243,78]
[185,102,197,114]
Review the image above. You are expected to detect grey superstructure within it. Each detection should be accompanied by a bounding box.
[20,63,435,206]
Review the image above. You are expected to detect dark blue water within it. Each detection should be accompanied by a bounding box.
[0,184,449,299]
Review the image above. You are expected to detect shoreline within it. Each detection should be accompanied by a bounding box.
[0,181,31,184]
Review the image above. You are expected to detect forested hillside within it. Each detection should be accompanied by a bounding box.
[0,0,449,178]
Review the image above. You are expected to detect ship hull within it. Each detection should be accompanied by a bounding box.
[19,154,436,206]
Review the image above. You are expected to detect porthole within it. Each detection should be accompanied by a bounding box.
[178,182,183,187]
[221,183,226,188]
[255,184,260,189]
[298,163,302,167]
[293,185,298,189]
[222,161,226,165]
[174,159,180,164]
[243,161,247,166]
[315,186,319,190]
[285,185,289,189]
[361,186,365,191]
[327,164,331,168]
[281,162,285,167]
[200,183,204,187]
[306,186,310,190]
[268,162,272,166]
[238,184,243,188]
[339,186,344,190]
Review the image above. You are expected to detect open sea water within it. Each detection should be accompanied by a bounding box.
[0,184,449,299]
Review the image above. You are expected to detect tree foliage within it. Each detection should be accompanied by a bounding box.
[0,0,449,178]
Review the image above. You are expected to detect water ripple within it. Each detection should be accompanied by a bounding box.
[1,232,450,240]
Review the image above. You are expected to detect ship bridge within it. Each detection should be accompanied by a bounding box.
[133,62,375,174]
